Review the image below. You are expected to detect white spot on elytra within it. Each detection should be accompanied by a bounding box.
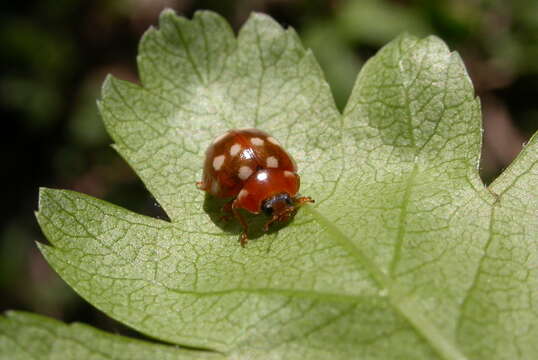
[242,148,255,160]
[284,170,295,178]
[212,132,228,145]
[256,172,268,181]
[267,136,280,146]
[229,143,241,156]
[238,166,253,180]
[212,155,225,171]
[211,181,220,194]
[251,137,264,146]
[238,189,248,200]
[266,156,278,168]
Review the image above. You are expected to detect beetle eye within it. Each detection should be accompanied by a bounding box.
[261,201,273,216]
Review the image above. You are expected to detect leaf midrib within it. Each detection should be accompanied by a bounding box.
[304,205,469,360]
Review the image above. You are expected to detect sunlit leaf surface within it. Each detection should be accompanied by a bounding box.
[29,10,538,360]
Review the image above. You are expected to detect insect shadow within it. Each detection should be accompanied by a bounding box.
[202,193,294,243]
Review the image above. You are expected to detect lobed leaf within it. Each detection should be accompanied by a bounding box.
[32,9,538,360]
[0,311,221,360]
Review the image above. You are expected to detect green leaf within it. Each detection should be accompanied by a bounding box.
[34,9,538,360]
[0,311,222,360]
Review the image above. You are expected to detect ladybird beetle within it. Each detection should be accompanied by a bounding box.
[197,128,314,246]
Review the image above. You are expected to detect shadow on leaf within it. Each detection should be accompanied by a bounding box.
[202,193,295,244]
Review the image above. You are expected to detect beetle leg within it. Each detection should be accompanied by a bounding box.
[263,207,295,232]
[218,199,235,222]
[294,196,314,206]
[263,215,278,232]
[232,203,249,247]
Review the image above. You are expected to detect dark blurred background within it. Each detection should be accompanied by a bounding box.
[1,0,537,337]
